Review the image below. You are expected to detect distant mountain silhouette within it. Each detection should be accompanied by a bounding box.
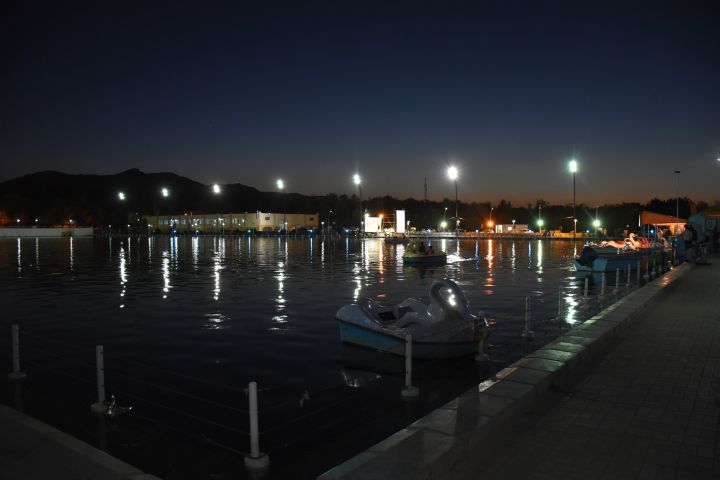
[0,169,325,226]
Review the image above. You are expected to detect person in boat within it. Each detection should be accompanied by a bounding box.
[427,245,434,255]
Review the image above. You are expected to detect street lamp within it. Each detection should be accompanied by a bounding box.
[443,207,448,231]
[489,206,494,227]
[353,173,362,232]
[212,184,221,194]
[568,159,578,239]
[512,219,516,231]
[118,191,126,201]
[277,179,285,234]
[593,218,601,242]
[161,187,169,197]
[447,166,459,233]
[674,170,680,233]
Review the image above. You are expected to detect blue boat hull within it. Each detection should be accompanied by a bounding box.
[337,319,478,359]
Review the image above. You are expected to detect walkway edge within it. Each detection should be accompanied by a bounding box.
[0,403,161,480]
[317,263,692,480]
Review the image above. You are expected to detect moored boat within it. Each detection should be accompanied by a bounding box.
[402,241,447,264]
[335,279,488,359]
[384,233,410,244]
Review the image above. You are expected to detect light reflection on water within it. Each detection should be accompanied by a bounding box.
[1,236,610,389]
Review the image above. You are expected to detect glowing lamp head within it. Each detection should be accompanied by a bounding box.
[537,219,544,227]
[353,173,361,185]
[487,221,493,227]
[276,179,284,190]
[569,159,578,173]
[161,187,169,197]
[441,221,447,228]
[447,166,458,180]
[212,184,221,194]
[118,191,126,201]
[593,219,600,228]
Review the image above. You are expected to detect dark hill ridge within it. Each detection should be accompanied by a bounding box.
[0,169,326,226]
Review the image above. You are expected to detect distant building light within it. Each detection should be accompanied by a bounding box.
[212,184,221,194]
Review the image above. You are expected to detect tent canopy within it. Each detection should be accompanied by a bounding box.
[640,211,686,226]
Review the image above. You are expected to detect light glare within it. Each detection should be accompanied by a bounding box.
[277,179,284,190]
[447,166,458,180]
[569,159,578,173]
[353,173,361,185]
[212,184,221,194]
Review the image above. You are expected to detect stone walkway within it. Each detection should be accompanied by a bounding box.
[451,255,720,480]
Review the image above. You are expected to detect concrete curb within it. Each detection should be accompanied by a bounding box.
[318,263,692,480]
[0,403,161,480]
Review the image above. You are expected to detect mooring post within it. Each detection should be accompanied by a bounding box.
[627,264,631,288]
[244,381,270,470]
[583,277,589,298]
[90,345,107,413]
[601,272,606,297]
[8,325,26,381]
[614,268,620,292]
[401,335,419,398]
[636,261,641,285]
[522,296,534,339]
[557,286,563,320]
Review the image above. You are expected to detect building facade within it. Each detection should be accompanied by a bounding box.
[145,212,319,233]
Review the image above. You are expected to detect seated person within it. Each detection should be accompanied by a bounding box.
[427,245,434,255]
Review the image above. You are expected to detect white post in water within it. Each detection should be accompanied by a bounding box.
[244,381,270,470]
[90,345,107,413]
[583,277,589,298]
[8,325,26,381]
[601,272,606,297]
[557,286,563,320]
[401,335,419,398]
[522,296,534,340]
[614,268,620,292]
[627,264,631,288]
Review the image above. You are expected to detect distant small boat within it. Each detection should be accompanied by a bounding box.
[402,242,447,264]
[384,233,410,245]
[573,240,662,272]
[335,279,488,359]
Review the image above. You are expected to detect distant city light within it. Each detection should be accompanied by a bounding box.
[441,221,447,229]
[118,191,126,200]
[161,187,169,197]
[212,184,221,194]
[447,166,458,180]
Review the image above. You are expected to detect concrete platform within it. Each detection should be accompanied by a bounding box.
[0,404,160,480]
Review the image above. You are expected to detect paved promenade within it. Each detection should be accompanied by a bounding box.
[451,255,720,480]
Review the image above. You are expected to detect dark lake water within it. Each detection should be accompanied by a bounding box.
[0,235,632,479]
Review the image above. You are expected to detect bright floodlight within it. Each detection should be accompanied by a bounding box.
[593,219,600,227]
[537,219,544,227]
[161,187,169,197]
[353,173,361,185]
[441,221,447,228]
[212,184,221,194]
[569,159,578,173]
[447,166,458,180]
[118,192,126,201]
[277,179,284,190]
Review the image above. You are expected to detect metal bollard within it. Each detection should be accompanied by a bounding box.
[244,381,270,470]
[583,278,589,298]
[601,272,606,297]
[8,325,27,381]
[614,268,620,292]
[401,335,419,398]
[91,345,107,413]
[637,261,641,285]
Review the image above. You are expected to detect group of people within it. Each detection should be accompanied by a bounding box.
[409,241,435,255]
[683,223,711,265]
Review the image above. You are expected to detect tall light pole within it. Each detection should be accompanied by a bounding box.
[276,179,285,234]
[674,170,680,233]
[447,166,459,234]
[443,207,448,231]
[489,206,494,229]
[212,184,221,234]
[569,159,578,240]
[353,173,362,233]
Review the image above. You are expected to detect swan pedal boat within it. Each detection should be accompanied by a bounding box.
[335,279,488,359]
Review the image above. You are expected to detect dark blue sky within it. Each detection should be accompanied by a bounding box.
[2,1,718,204]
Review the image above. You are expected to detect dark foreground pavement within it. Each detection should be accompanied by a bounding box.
[451,255,720,480]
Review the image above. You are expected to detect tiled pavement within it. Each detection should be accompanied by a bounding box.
[451,255,720,480]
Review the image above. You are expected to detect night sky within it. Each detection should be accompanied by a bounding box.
[2,1,718,205]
